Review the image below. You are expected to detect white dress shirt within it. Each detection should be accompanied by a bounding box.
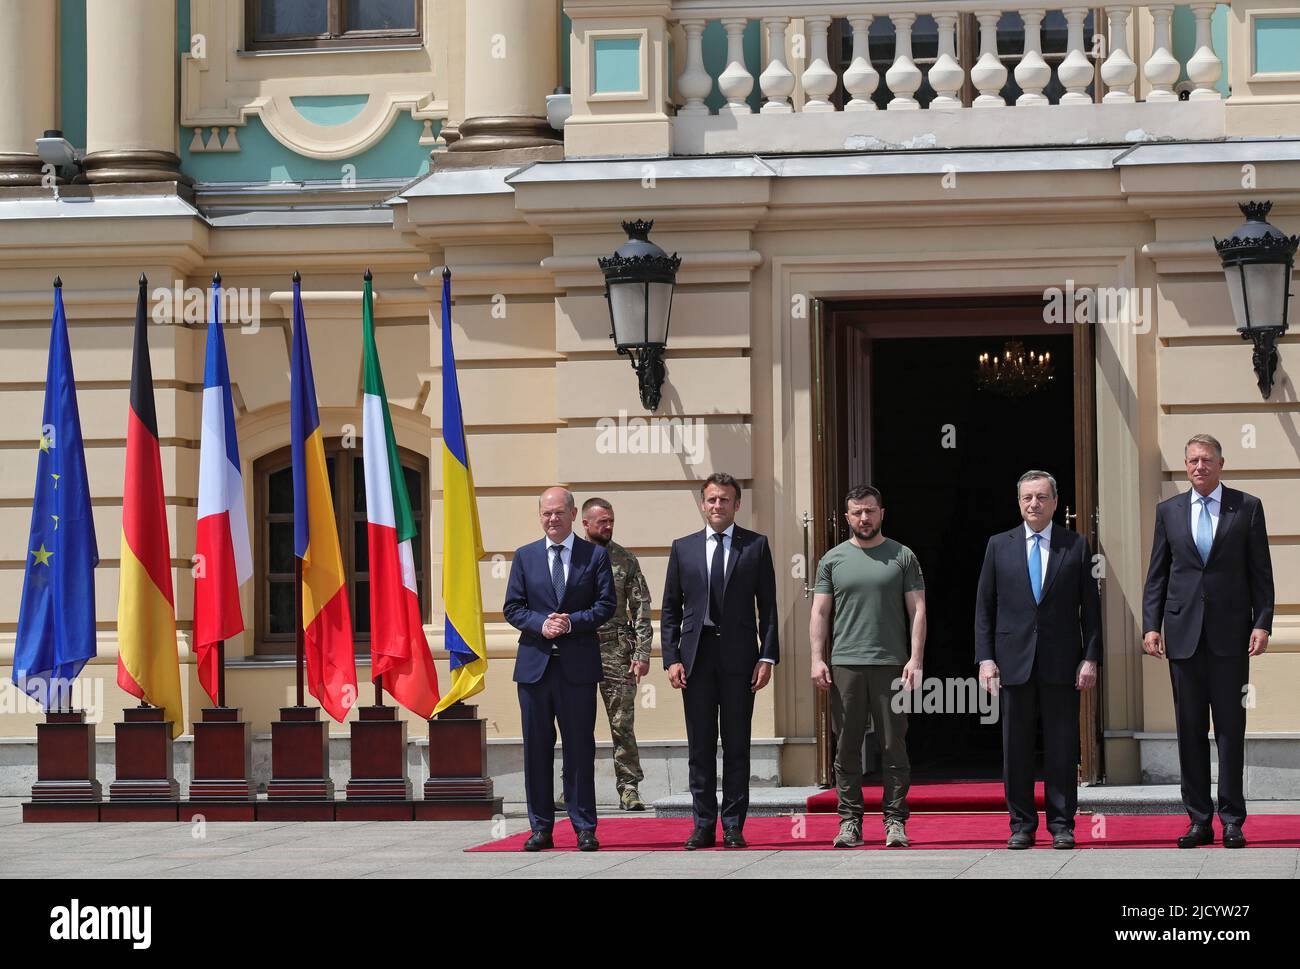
[1024,520,1052,585]
[1190,483,1223,541]
[547,530,576,584]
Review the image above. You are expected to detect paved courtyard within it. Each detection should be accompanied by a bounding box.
[3,797,1297,879]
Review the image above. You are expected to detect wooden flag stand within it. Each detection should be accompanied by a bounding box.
[183,644,256,821]
[23,708,102,822]
[339,676,412,820]
[416,702,502,820]
[264,559,335,820]
[102,704,180,821]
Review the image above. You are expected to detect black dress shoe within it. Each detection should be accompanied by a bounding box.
[1007,831,1035,850]
[684,827,716,850]
[1051,830,1076,850]
[1222,824,1247,849]
[577,830,600,852]
[523,830,553,852]
[1177,823,1214,849]
[722,827,747,849]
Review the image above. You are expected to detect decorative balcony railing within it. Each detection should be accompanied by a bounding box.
[663,1,1227,153]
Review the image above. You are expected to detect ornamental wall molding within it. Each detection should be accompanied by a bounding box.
[181,0,449,159]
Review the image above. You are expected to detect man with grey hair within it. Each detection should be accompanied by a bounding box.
[1142,434,1273,849]
[504,486,616,851]
[976,470,1102,849]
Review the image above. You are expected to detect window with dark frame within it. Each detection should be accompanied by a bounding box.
[254,439,429,655]
[245,0,421,51]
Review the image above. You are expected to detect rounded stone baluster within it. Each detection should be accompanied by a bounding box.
[718,17,754,115]
[843,15,879,111]
[1101,7,1138,103]
[1143,5,1179,102]
[1058,7,1093,104]
[885,13,923,110]
[1014,9,1051,106]
[971,11,1008,108]
[801,15,838,113]
[676,19,712,116]
[929,12,965,110]
[759,17,795,113]
[1187,3,1223,100]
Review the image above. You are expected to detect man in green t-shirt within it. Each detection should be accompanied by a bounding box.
[810,485,926,849]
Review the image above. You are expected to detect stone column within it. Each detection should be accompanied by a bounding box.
[447,0,560,159]
[84,0,188,183]
[0,0,57,185]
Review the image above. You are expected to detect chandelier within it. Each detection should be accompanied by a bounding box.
[976,341,1055,397]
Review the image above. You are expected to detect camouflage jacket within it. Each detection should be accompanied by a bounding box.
[598,540,653,663]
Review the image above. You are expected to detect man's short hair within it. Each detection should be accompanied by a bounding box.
[539,488,576,511]
[701,472,741,501]
[1017,470,1058,499]
[582,496,613,516]
[844,485,883,509]
[1185,433,1224,459]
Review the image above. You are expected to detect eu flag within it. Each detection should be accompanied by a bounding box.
[13,279,99,710]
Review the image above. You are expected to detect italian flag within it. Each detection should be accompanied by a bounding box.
[361,272,440,717]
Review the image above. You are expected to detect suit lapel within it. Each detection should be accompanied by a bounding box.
[1039,526,1069,599]
[562,538,590,609]
[1175,491,1202,566]
[1206,488,1239,566]
[723,527,744,591]
[1010,528,1035,603]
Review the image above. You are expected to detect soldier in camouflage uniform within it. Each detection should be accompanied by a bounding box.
[582,497,654,811]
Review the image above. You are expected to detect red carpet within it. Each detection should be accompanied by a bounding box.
[806,781,1039,813]
[469,813,1300,852]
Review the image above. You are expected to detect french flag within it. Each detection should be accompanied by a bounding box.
[193,275,253,705]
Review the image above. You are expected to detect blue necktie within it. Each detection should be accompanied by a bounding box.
[1196,496,1213,564]
[550,544,566,605]
[1029,533,1043,604]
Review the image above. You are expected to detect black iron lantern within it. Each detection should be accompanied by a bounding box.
[598,219,681,411]
[1214,201,1297,399]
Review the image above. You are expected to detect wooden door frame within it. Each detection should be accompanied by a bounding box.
[811,295,1103,783]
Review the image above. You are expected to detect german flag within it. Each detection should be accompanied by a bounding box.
[116,275,183,736]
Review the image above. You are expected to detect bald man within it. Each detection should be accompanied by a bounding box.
[504,487,616,851]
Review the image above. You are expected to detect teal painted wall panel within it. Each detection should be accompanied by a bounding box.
[702,20,762,114]
[59,0,87,148]
[290,95,371,126]
[593,38,641,93]
[562,12,571,90]
[1213,6,1229,96]
[1256,17,1300,73]
[180,114,433,184]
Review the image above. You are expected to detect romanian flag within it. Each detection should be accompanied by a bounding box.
[435,268,487,715]
[116,275,184,737]
[361,271,440,717]
[193,274,253,705]
[290,274,357,722]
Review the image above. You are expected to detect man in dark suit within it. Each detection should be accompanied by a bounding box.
[661,472,779,849]
[504,486,616,852]
[976,470,1102,850]
[1142,434,1273,849]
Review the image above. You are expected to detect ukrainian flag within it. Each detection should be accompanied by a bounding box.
[434,268,487,715]
[290,274,358,721]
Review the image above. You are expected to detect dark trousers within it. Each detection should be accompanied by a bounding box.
[1001,666,1080,834]
[830,664,910,824]
[682,630,755,831]
[1169,634,1249,827]
[518,661,598,833]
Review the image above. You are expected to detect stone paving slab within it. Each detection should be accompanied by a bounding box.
[2,798,1296,879]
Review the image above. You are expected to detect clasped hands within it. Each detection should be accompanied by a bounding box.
[541,613,571,639]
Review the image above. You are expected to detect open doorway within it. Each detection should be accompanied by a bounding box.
[811,295,1099,782]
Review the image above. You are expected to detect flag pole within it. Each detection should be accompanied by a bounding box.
[294,557,305,707]
[217,640,226,707]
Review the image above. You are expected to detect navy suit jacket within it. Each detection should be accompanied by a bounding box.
[504,535,616,685]
[974,524,1102,687]
[660,525,779,677]
[1142,487,1273,660]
